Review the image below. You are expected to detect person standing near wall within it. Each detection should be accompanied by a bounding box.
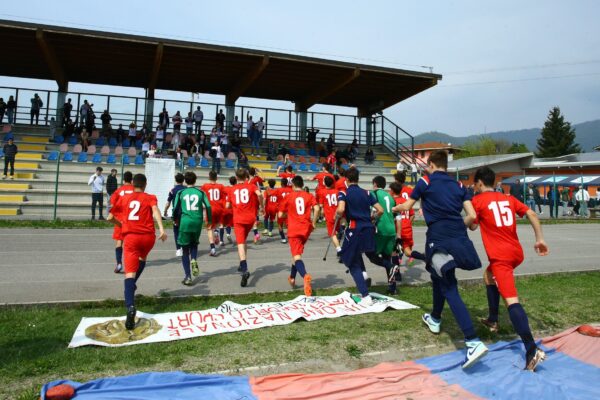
[88,167,105,220]
[2,138,17,179]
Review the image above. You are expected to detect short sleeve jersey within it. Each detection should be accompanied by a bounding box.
[472,191,529,263]
[334,177,347,192]
[410,171,469,230]
[249,176,264,189]
[279,172,296,186]
[112,192,157,236]
[321,188,339,222]
[312,172,335,190]
[167,184,186,204]
[265,188,279,212]
[372,189,396,236]
[338,184,377,229]
[230,182,260,225]
[201,182,225,212]
[400,186,415,217]
[173,187,211,233]
[278,186,293,200]
[280,191,316,237]
[110,184,134,209]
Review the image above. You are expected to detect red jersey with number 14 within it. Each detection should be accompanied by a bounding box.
[321,188,339,222]
[229,183,260,225]
[112,192,157,236]
[279,191,316,237]
[471,191,529,264]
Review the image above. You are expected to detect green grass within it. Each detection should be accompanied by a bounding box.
[2,271,599,399]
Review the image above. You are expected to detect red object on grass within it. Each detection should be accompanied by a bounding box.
[45,384,75,400]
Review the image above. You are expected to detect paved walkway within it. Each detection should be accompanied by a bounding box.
[0,224,597,304]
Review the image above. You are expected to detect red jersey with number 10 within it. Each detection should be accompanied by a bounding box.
[201,182,225,212]
[229,183,260,224]
[279,191,316,237]
[471,191,529,264]
[112,192,157,236]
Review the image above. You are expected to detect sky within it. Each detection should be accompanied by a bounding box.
[0,0,599,137]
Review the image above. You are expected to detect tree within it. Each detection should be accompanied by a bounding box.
[455,136,510,159]
[536,107,580,157]
[507,142,529,154]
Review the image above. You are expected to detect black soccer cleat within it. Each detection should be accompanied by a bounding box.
[125,306,136,330]
[240,271,250,287]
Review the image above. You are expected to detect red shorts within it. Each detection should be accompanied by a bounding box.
[488,261,520,298]
[400,222,414,249]
[123,233,156,274]
[316,189,325,205]
[222,210,233,227]
[112,226,123,241]
[207,208,223,229]
[288,235,309,257]
[234,222,254,245]
[326,217,337,236]
[277,216,287,227]
[265,207,277,221]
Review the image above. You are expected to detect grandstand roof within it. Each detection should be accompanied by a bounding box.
[447,153,534,173]
[0,19,442,116]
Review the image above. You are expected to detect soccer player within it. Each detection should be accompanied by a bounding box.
[322,176,342,260]
[393,150,487,369]
[248,167,264,243]
[108,173,167,330]
[226,168,263,287]
[278,175,320,296]
[201,171,226,256]
[173,172,212,285]
[470,166,549,371]
[163,173,186,257]
[336,168,383,306]
[263,179,279,237]
[277,177,293,243]
[311,164,335,219]
[109,171,134,273]
[221,176,236,245]
[277,164,296,186]
[390,173,416,266]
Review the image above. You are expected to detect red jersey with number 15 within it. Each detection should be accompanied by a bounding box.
[112,192,157,236]
[201,182,226,211]
[279,191,316,237]
[471,191,529,264]
[229,183,260,224]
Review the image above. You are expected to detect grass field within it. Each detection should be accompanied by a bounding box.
[3,271,600,399]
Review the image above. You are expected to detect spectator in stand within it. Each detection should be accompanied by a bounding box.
[172,111,182,134]
[6,96,16,124]
[85,104,96,134]
[209,127,218,149]
[30,93,43,125]
[142,139,150,158]
[88,166,105,220]
[159,108,170,132]
[139,123,150,141]
[49,117,57,141]
[191,140,202,164]
[210,140,222,174]
[574,185,590,217]
[396,160,405,172]
[326,134,335,154]
[246,112,254,139]
[267,140,277,161]
[364,146,375,164]
[306,128,318,153]
[198,131,207,154]
[155,125,165,152]
[230,133,241,156]
[216,109,226,131]
[114,124,124,144]
[254,117,265,157]
[2,137,17,180]
[232,115,241,136]
[220,130,229,156]
[185,112,194,136]
[510,179,524,202]
[62,98,73,127]
[350,138,359,159]
[147,144,157,158]
[495,182,504,193]
[326,150,337,172]
[278,141,288,157]
[409,162,418,183]
[238,150,249,170]
[317,138,327,158]
[81,128,90,152]
[79,100,89,127]
[193,106,203,134]
[106,169,118,214]
[100,110,112,138]
[0,98,6,124]
[64,119,75,141]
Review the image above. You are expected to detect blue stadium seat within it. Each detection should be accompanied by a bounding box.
[288,149,296,156]
[276,161,283,169]
[109,137,118,147]
[68,136,77,145]
[135,140,142,149]
[47,151,59,161]
[62,151,73,162]
[54,135,64,144]
[308,149,317,157]
[187,158,196,168]
[107,154,116,164]
[92,153,102,163]
[299,163,307,171]
[200,158,209,168]
[0,148,4,158]
[225,159,235,169]
[122,138,131,148]
[297,149,307,156]
[122,155,130,164]
[309,163,319,172]
[77,153,88,163]
[135,155,144,165]
[96,137,105,147]
[342,163,350,170]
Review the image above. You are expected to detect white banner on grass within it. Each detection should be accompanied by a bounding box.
[145,158,176,217]
[68,292,418,348]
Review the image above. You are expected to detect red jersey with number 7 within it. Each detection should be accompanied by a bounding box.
[229,183,260,225]
[471,191,529,264]
[112,192,157,236]
[279,191,316,237]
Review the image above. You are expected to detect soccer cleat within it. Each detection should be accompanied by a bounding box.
[125,306,137,330]
[219,241,225,248]
[114,264,123,274]
[303,274,313,297]
[253,233,261,244]
[1,175,6,179]
[462,340,489,369]
[365,277,372,288]
[182,277,193,286]
[281,238,287,244]
[360,295,373,307]
[9,175,14,180]
[227,234,233,244]
[176,248,183,257]
[525,347,546,371]
[407,257,415,266]
[262,229,269,235]
[480,318,499,333]
[287,276,296,289]
[387,282,397,296]
[422,313,441,334]
[191,259,199,276]
[268,231,273,237]
[240,271,250,287]
[388,265,400,283]
[210,248,217,257]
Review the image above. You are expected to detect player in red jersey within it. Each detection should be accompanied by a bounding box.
[311,163,334,203]
[263,179,279,237]
[226,168,264,287]
[277,164,296,186]
[248,167,265,242]
[390,171,416,266]
[108,173,167,330]
[201,170,226,256]
[109,171,134,273]
[278,175,320,296]
[276,177,293,243]
[470,166,549,371]
[221,176,236,245]
[322,176,343,260]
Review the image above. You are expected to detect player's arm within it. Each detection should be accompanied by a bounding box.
[255,189,264,212]
[152,205,167,241]
[373,203,384,217]
[311,204,321,228]
[392,198,415,212]
[107,211,121,227]
[525,209,549,256]
[462,200,477,227]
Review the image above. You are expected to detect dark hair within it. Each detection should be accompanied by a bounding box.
[280,177,288,187]
[132,173,147,188]
[324,176,334,188]
[372,175,386,189]
[393,171,406,185]
[345,167,359,183]
[389,182,402,195]
[268,179,276,188]
[292,175,304,188]
[474,166,496,187]
[428,150,448,170]
[286,165,293,172]
[96,166,103,172]
[322,163,330,172]
[229,176,237,185]
[123,171,133,183]
[337,168,345,177]
[209,170,217,181]
[175,173,185,184]
[235,168,249,180]
[184,171,197,185]
[249,167,257,176]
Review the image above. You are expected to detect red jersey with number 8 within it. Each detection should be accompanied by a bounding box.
[279,191,316,238]
[112,192,157,236]
[229,183,260,224]
[471,191,529,263]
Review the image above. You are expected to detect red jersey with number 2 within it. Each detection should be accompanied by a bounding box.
[471,191,529,264]
[113,192,157,236]
[280,191,316,238]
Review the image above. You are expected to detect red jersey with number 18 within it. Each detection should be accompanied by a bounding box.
[471,191,529,264]
[112,192,158,236]
[229,183,260,225]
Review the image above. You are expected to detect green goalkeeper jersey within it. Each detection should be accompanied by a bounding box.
[173,187,212,233]
[372,189,396,237]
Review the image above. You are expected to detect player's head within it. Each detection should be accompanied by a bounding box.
[132,173,147,190]
[292,175,304,189]
[208,170,217,181]
[229,176,237,185]
[123,171,133,183]
[268,179,276,188]
[427,150,448,172]
[235,168,249,181]
[389,182,402,195]
[324,176,334,188]
[280,177,288,187]
[184,171,197,186]
[337,168,345,178]
[249,167,257,176]
[322,163,330,172]
[393,171,406,185]
[175,173,185,184]
[345,167,359,183]
[473,166,495,191]
[372,175,386,190]
[286,165,293,173]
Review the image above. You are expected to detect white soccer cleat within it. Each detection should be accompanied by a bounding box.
[422,313,441,334]
[176,248,183,257]
[462,340,488,369]
[360,295,373,307]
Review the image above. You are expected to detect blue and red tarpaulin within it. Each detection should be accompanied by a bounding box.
[42,325,600,400]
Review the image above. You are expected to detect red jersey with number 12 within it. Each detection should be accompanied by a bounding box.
[112,192,157,236]
[471,191,529,264]
[229,183,260,224]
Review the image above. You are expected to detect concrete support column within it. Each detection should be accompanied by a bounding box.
[56,83,68,127]
[297,110,307,141]
[144,88,155,131]
[225,103,235,134]
[365,116,373,146]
